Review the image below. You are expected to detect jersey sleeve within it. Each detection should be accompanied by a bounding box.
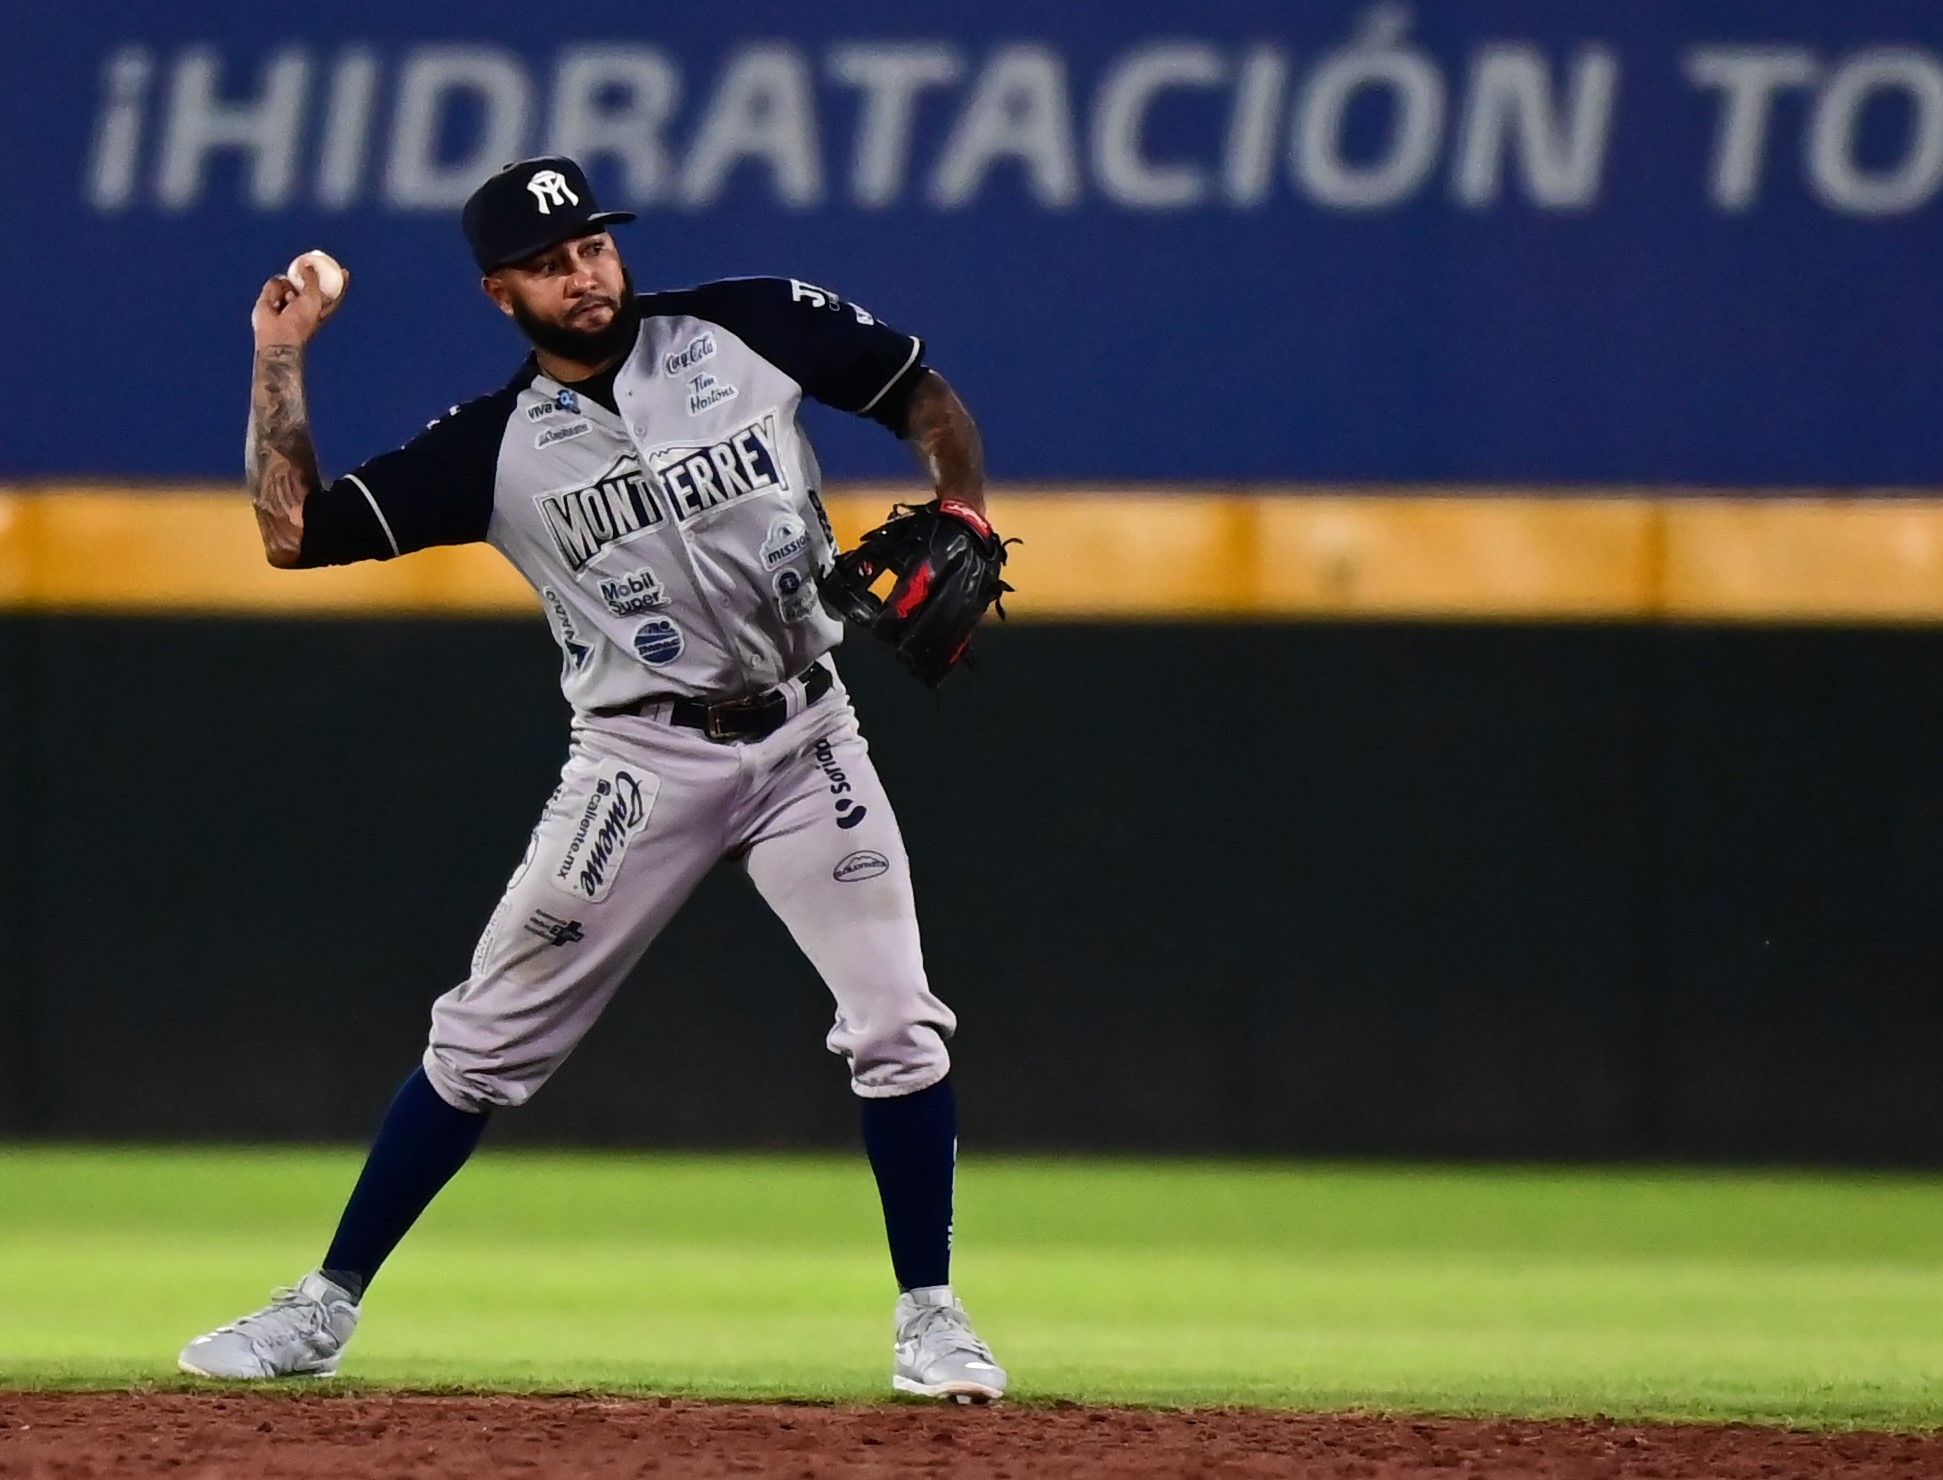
[294,394,507,568]
[678,277,927,433]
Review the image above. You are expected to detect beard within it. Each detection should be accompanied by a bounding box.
[511,269,640,365]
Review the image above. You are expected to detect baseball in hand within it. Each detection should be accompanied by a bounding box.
[287,249,347,303]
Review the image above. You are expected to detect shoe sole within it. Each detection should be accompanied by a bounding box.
[177,1356,340,1380]
[892,1375,1004,1404]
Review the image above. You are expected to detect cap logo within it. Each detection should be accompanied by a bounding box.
[526,170,580,215]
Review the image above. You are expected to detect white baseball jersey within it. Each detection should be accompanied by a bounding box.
[298,277,927,709]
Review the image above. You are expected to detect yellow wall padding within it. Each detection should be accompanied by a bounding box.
[1,485,1939,622]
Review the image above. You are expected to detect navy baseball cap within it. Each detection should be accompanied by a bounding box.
[461,156,636,272]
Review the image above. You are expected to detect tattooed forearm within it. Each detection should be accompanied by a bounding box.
[246,344,322,567]
[903,370,985,514]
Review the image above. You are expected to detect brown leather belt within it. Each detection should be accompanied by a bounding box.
[600,661,833,741]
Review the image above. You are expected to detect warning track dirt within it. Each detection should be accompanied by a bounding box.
[3,1393,1940,1479]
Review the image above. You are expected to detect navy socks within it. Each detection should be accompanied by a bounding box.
[321,1067,489,1299]
[318,1067,951,1299]
[860,1076,957,1292]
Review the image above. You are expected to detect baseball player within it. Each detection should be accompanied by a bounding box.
[179,156,1010,1402]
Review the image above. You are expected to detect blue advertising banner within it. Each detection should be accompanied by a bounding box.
[3,2,1939,484]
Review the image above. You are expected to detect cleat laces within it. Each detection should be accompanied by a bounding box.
[903,1303,994,1364]
[212,1285,330,1346]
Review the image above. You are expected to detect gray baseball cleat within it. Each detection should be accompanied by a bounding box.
[177,1271,360,1379]
[891,1287,1007,1402]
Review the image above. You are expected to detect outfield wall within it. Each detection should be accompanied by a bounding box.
[13,0,1943,1163]
[9,2,1943,486]
[2,549,1938,1161]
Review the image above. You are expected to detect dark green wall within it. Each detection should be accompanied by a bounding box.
[1,617,1938,1162]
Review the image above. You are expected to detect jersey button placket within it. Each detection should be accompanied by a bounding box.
[621,385,757,697]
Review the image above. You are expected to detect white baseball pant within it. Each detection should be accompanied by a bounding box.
[421,671,955,1111]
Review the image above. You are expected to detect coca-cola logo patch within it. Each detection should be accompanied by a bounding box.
[832,850,889,883]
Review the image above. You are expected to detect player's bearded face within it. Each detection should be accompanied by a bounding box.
[504,251,640,363]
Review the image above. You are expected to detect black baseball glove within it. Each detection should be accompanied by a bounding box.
[818,498,1015,686]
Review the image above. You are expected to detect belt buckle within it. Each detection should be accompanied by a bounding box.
[704,702,744,742]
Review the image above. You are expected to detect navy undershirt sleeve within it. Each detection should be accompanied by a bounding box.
[295,478,399,566]
[668,277,928,434]
[295,393,508,568]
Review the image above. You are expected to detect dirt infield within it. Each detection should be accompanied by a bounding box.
[2,1393,1939,1478]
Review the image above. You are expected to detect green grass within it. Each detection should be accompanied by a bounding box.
[3,1146,1943,1428]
